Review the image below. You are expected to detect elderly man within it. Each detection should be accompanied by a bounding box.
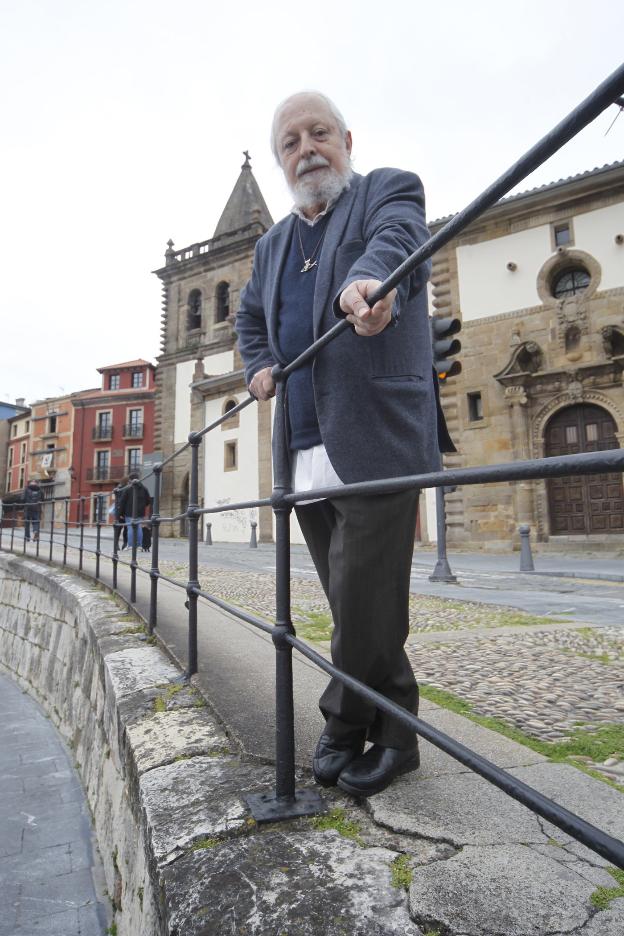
[236,92,451,797]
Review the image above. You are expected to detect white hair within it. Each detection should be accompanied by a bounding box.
[270,91,349,163]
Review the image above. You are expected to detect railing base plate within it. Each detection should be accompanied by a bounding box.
[245,788,327,823]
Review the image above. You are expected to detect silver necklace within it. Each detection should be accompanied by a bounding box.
[297,219,327,273]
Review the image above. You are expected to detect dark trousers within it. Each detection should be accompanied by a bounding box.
[295,487,420,750]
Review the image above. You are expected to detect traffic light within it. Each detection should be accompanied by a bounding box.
[431,316,462,382]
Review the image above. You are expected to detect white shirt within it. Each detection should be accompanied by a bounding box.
[291,444,343,505]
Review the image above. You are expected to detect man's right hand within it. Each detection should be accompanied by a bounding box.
[249,366,276,401]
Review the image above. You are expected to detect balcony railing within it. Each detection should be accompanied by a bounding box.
[86,465,126,482]
[92,426,113,441]
[123,423,144,439]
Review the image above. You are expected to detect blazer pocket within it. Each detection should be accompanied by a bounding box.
[371,374,425,382]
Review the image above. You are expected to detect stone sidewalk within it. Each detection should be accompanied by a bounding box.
[0,671,110,935]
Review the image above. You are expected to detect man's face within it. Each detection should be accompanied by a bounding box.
[274,95,352,208]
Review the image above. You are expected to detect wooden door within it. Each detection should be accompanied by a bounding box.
[545,404,624,535]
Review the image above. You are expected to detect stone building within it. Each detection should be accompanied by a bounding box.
[429,159,624,549]
[153,154,275,540]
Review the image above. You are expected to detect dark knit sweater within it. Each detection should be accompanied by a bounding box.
[276,213,331,450]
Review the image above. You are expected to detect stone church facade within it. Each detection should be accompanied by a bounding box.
[430,159,624,549]
[154,157,624,549]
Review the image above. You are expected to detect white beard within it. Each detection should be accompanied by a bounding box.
[291,158,353,214]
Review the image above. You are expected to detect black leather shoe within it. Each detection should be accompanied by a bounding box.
[313,733,365,788]
[337,743,420,797]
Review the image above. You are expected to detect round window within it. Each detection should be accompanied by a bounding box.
[552,267,590,299]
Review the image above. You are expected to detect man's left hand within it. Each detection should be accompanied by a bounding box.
[339,280,396,336]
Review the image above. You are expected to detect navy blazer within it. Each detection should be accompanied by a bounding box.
[236,168,452,485]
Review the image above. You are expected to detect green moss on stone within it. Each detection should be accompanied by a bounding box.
[311,807,363,845]
[590,867,624,909]
[390,853,413,890]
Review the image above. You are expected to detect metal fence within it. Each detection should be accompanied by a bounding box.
[2,63,624,862]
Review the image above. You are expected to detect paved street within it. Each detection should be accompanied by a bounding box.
[22,528,624,626]
[0,672,110,935]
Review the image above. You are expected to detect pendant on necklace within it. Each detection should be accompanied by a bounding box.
[301,259,317,273]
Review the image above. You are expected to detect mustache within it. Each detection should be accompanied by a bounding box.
[295,155,331,177]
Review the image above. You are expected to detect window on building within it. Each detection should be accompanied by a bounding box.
[7,448,13,468]
[11,424,17,437]
[5,475,10,493]
[20,442,26,463]
[96,450,110,480]
[25,421,29,433]
[188,290,202,330]
[586,423,598,443]
[224,440,237,471]
[48,415,57,434]
[109,374,120,390]
[131,371,144,388]
[553,222,572,248]
[552,267,590,299]
[467,392,483,422]
[127,448,142,472]
[99,412,111,431]
[221,397,240,430]
[129,409,141,430]
[19,468,25,488]
[216,281,230,323]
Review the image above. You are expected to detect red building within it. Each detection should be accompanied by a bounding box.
[71,360,156,522]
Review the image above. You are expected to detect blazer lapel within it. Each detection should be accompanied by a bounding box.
[312,174,362,338]
[266,214,296,361]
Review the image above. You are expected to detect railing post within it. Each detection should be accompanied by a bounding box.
[519,524,535,572]
[148,464,162,635]
[429,486,457,583]
[185,434,201,678]
[79,496,86,571]
[0,502,3,551]
[250,519,258,548]
[47,498,54,562]
[246,380,325,822]
[10,507,15,551]
[112,503,119,591]
[205,521,212,545]
[130,481,138,604]
[95,494,103,580]
[63,498,69,565]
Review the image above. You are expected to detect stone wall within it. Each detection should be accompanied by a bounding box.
[0,555,243,935]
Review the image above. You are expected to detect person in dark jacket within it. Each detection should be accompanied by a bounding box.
[23,479,44,542]
[110,477,129,551]
[117,472,151,549]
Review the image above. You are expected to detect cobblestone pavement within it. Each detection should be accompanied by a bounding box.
[155,560,624,785]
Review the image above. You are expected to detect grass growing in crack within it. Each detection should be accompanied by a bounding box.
[118,624,146,636]
[293,609,333,642]
[311,808,363,845]
[390,853,412,890]
[153,681,186,713]
[418,683,624,791]
[191,837,219,850]
[590,867,624,909]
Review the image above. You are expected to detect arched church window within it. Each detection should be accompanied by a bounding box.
[552,267,590,300]
[221,396,240,429]
[216,282,230,323]
[188,290,202,331]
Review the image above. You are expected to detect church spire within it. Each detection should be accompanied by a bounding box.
[213,152,273,238]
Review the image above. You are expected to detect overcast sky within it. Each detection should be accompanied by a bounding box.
[1,0,623,406]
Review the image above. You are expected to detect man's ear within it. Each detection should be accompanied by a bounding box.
[345,130,353,155]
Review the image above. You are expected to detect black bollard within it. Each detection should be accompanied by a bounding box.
[250,520,258,548]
